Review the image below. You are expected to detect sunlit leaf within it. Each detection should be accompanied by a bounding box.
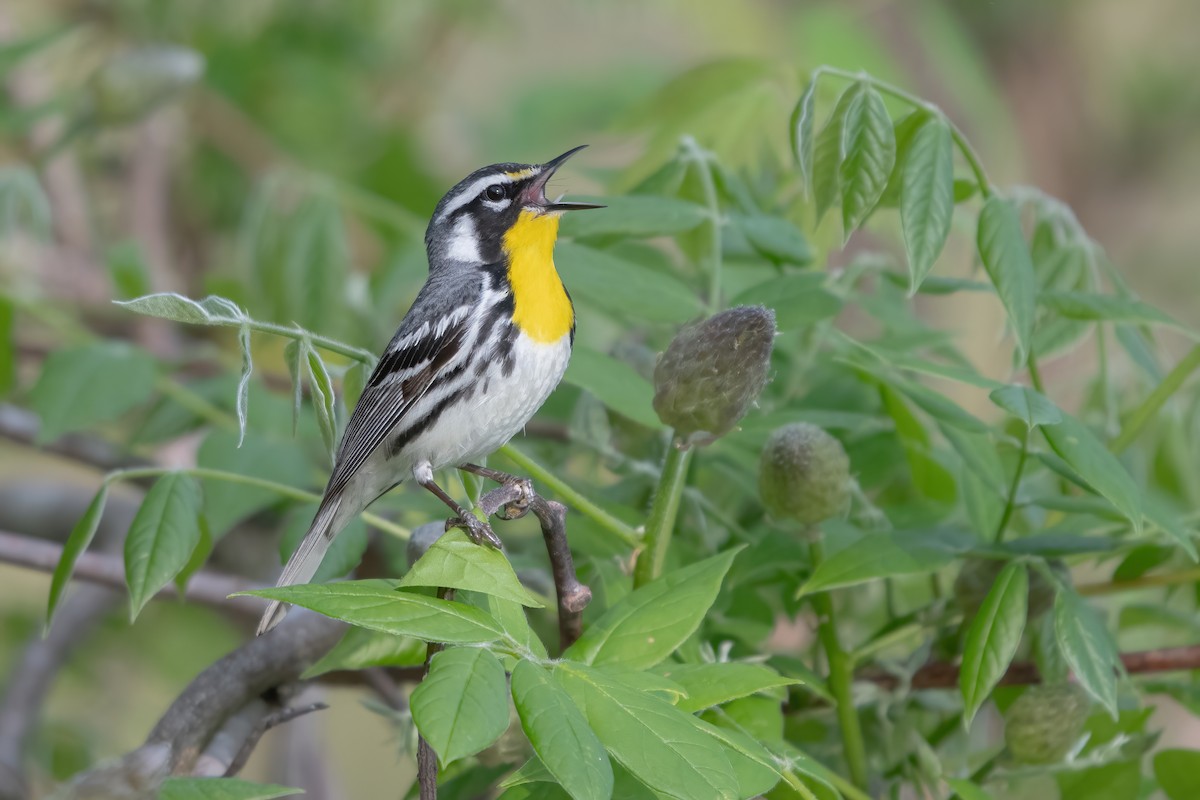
[303,626,425,678]
[511,660,613,800]
[961,562,1028,725]
[411,646,509,766]
[242,581,505,643]
[976,196,1036,357]
[900,115,955,292]
[1054,589,1120,716]
[654,662,797,713]
[124,473,203,620]
[117,292,245,325]
[47,484,108,628]
[564,549,740,670]
[1155,750,1200,800]
[839,83,896,236]
[399,529,544,607]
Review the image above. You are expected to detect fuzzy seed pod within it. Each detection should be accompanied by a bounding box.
[87,46,205,126]
[758,423,851,525]
[1004,683,1091,764]
[652,305,775,447]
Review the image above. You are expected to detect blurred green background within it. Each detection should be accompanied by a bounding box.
[2,0,1200,796]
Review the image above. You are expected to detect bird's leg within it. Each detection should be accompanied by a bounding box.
[413,462,502,548]
[459,462,534,520]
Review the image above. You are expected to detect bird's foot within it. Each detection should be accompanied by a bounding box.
[446,514,503,549]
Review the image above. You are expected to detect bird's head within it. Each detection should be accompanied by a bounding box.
[425,145,602,268]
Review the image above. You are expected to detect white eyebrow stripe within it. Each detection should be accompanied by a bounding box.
[435,172,521,222]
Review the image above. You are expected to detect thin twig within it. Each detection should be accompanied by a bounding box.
[222,702,329,779]
[0,529,263,615]
[417,588,453,800]
[531,497,590,651]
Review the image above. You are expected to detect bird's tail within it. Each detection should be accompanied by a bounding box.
[256,494,344,636]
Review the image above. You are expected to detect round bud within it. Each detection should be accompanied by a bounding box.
[652,305,775,447]
[953,558,1067,620]
[758,423,851,525]
[1004,683,1091,764]
[87,46,205,127]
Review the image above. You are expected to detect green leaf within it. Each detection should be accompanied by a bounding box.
[564,346,661,429]
[117,292,246,325]
[104,241,151,300]
[47,484,109,628]
[1155,749,1200,800]
[280,505,367,584]
[399,529,544,608]
[734,215,812,266]
[242,581,505,644]
[511,660,613,800]
[236,324,253,447]
[791,79,817,195]
[283,339,303,436]
[410,646,509,767]
[988,385,1062,430]
[305,344,337,462]
[976,196,1036,357]
[553,662,740,800]
[811,86,854,223]
[564,549,740,670]
[28,342,157,442]
[945,778,996,800]
[691,719,780,796]
[654,662,797,713]
[1056,760,1140,800]
[158,777,301,800]
[0,298,14,396]
[1054,589,1120,716]
[560,194,706,239]
[839,84,896,235]
[892,377,989,434]
[729,273,842,329]
[798,529,973,595]
[1042,291,1193,333]
[556,243,702,324]
[960,562,1028,725]
[196,430,311,537]
[1042,412,1143,531]
[0,165,51,239]
[900,115,955,292]
[174,515,212,593]
[303,626,424,679]
[123,473,203,620]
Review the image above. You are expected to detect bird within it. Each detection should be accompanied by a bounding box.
[257,146,602,634]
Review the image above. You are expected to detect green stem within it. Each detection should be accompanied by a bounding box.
[498,444,640,548]
[106,466,410,540]
[632,443,693,588]
[993,425,1029,543]
[812,66,993,197]
[680,136,724,313]
[243,318,378,366]
[1026,351,1046,394]
[809,538,870,791]
[154,376,239,430]
[1111,344,1200,455]
[781,771,821,800]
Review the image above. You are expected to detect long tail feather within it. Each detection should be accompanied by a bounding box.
[256,494,344,636]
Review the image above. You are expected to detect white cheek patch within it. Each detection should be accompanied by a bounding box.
[482,198,512,212]
[446,215,482,263]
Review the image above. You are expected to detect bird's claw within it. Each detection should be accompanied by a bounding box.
[498,478,535,520]
[446,514,503,549]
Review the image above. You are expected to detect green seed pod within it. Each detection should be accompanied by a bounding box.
[758,423,851,525]
[953,558,1067,620]
[652,305,776,447]
[1004,683,1091,764]
[86,45,205,127]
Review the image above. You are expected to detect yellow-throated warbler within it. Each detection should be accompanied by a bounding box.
[258,146,601,634]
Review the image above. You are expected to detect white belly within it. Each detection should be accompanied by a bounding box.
[407,332,571,469]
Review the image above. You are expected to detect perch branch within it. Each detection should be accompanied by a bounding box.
[858,644,1200,690]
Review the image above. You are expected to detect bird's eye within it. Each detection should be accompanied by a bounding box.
[485,184,507,202]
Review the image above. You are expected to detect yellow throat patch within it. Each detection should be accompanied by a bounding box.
[503,210,573,343]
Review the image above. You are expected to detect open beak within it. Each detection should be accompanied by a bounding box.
[525,145,605,212]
